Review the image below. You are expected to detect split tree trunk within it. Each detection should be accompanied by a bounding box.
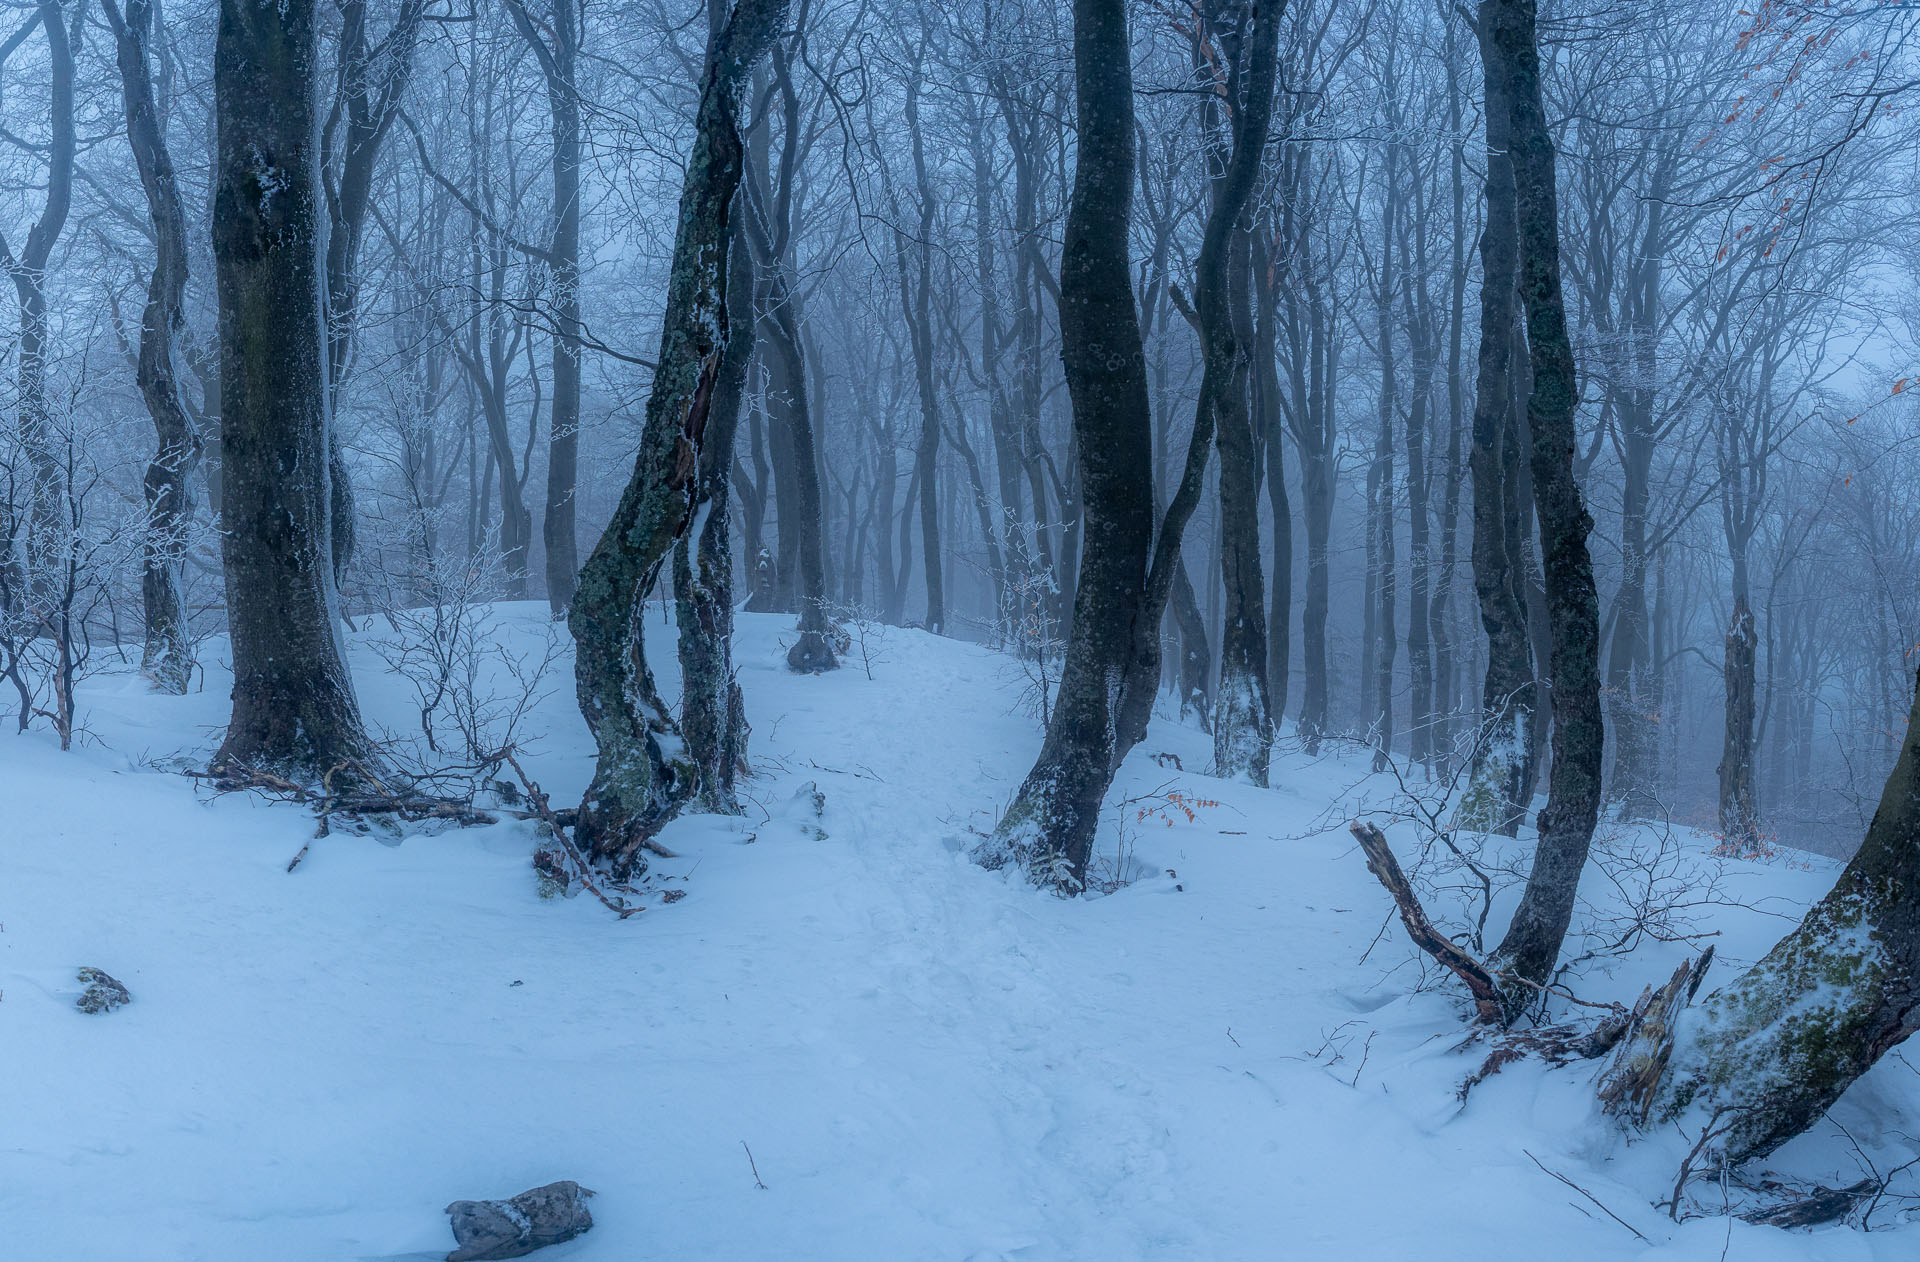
[211,0,373,778]
[566,0,784,876]
[1462,12,1533,837]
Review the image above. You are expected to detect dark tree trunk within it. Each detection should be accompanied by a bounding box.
[1213,216,1273,783]
[566,0,784,876]
[105,0,201,694]
[744,32,835,671]
[1113,0,1282,773]
[505,0,584,613]
[211,0,373,778]
[1463,15,1533,836]
[1718,594,1759,844]
[1252,220,1292,727]
[1485,0,1605,1002]
[1368,150,1398,774]
[976,0,1156,893]
[899,63,944,636]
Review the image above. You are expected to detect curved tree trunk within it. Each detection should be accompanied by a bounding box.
[566,0,783,877]
[212,0,373,779]
[105,0,201,694]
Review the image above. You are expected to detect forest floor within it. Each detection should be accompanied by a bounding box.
[4,605,1918,1260]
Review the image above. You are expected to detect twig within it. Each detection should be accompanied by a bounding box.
[503,750,641,919]
[741,1140,767,1190]
[1524,1149,1651,1243]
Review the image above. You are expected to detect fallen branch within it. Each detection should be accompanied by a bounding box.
[503,751,643,919]
[1740,1178,1879,1229]
[1350,820,1504,1023]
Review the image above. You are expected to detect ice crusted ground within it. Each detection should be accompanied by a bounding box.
[4,605,1917,1260]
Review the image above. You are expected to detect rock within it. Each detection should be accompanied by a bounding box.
[445,1180,594,1261]
[75,968,130,1014]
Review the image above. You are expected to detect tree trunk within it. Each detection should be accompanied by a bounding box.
[105,0,201,694]
[211,0,373,778]
[322,0,426,593]
[1485,0,1605,1003]
[1622,664,1920,1167]
[3,0,73,609]
[505,0,584,614]
[1718,594,1759,844]
[566,0,784,876]
[1462,14,1532,836]
[900,65,944,636]
[975,0,1155,893]
[744,33,835,671]
[1213,217,1274,784]
[675,192,755,812]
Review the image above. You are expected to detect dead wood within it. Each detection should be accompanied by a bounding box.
[1739,1178,1879,1229]
[1596,946,1716,1126]
[1350,820,1505,1022]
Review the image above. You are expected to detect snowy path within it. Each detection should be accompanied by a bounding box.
[3,607,1914,1259]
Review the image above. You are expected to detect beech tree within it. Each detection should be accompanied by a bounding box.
[210,0,373,778]
[566,0,785,875]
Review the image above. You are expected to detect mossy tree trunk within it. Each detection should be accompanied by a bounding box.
[105,0,201,695]
[567,0,784,877]
[211,0,374,779]
[1201,0,1282,786]
[1632,664,1920,1167]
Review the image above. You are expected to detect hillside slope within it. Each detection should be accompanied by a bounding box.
[3,606,1914,1259]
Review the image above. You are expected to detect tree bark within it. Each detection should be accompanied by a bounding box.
[1485,0,1605,1003]
[1462,12,1533,836]
[105,0,201,694]
[1622,665,1920,1167]
[566,0,784,876]
[0,0,73,609]
[322,0,427,591]
[975,0,1155,893]
[504,0,585,613]
[211,0,373,779]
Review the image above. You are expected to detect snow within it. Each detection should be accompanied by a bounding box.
[4,604,1917,1260]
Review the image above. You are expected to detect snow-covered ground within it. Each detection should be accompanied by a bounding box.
[5,605,1916,1260]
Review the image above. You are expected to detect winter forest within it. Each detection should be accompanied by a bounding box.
[8,0,1920,1254]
